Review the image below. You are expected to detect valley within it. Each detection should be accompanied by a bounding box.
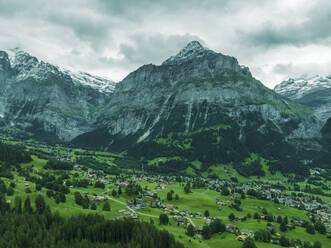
[0,136,330,248]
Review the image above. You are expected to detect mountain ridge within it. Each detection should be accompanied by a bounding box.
[1,41,330,173]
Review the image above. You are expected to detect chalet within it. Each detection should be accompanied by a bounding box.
[173,216,186,224]
[194,226,203,234]
[240,229,254,237]
[226,224,239,233]
[159,184,166,190]
[236,235,247,242]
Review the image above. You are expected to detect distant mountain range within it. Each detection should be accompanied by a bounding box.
[0,41,330,173]
[275,75,331,123]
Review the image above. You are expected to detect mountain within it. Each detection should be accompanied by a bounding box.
[1,42,328,175]
[72,41,322,174]
[0,48,114,142]
[275,75,331,170]
[274,75,331,123]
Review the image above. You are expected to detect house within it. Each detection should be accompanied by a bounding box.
[240,229,254,237]
[173,216,186,224]
[159,184,166,190]
[226,224,239,233]
[194,226,203,234]
[236,235,247,242]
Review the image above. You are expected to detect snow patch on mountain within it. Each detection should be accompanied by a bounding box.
[64,70,115,93]
[6,48,115,92]
[162,40,215,65]
[274,75,331,100]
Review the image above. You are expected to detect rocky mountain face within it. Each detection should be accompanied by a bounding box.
[275,75,331,124]
[0,42,328,173]
[274,75,331,170]
[0,48,114,142]
[72,41,323,172]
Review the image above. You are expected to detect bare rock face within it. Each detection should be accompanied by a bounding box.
[73,41,317,159]
[0,48,114,142]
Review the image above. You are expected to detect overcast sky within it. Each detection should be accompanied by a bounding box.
[0,0,330,88]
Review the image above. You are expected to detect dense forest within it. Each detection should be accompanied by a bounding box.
[0,142,32,165]
[0,194,184,248]
[0,142,32,179]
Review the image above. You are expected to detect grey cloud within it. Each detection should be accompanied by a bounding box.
[119,33,204,65]
[0,0,329,86]
[98,33,203,74]
[242,1,331,47]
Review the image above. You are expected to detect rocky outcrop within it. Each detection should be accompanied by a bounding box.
[0,48,114,142]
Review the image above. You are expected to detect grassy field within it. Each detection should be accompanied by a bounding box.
[0,142,330,248]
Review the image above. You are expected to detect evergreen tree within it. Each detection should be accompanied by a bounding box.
[7,186,14,196]
[209,219,225,234]
[204,210,210,217]
[23,196,33,214]
[243,237,257,248]
[14,196,22,214]
[277,215,282,224]
[46,190,54,198]
[228,213,235,221]
[91,202,97,210]
[184,183,191,193]
[112,189,117,197]
[74,192,83,205]
[159,214,169,225]
[167,192,173,201]
[314,221,326,234]
[279,236,290,247]
[283,216,288,224]
[186,224,195,237]
[306,223,315,234]
[102,201,111,211]
[35,184,42,192]
[35,195,46,214]
[280,221,287,232]
[202,225,211,240]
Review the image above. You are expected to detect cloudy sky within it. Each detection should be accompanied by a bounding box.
[0,0,330,88]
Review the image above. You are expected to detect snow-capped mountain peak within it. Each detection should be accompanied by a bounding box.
[4,48,115,93]
[274,75,331,100]
[162,40,214,65]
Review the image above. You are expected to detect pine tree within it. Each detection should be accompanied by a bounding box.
[228,213,235,221]
[103,201,111,211]
[186,224,195,237]
[23,196,33,214]
[243,237,257,248]
[91,202,97,210]
[202,226,211,240]
[35,195,46,214]
[14,196,22,214]
[280,221,287,232]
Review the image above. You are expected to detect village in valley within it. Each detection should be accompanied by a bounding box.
[1,136,331,248]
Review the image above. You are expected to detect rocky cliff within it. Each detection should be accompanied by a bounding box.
[0,48,114,142]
